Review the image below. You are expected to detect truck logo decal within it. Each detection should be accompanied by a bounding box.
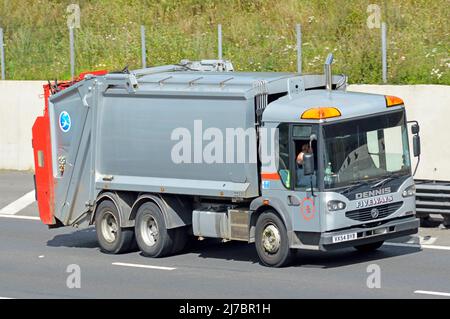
[59,111,71,133]
[356,195,394,209]
[262,181,270,189]
[370,208,380,219]
[355,187,392,199]
[300,198,315,221]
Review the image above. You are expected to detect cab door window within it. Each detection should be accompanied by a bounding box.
[277,123,290,188]
[292,125,318,189]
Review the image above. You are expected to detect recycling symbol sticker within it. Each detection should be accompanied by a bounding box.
[59,111,71,133]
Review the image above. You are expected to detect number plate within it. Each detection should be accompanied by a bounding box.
[332,232,357,243]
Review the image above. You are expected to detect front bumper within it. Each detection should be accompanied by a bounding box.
[319,216,419,251]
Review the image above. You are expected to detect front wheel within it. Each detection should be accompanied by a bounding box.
[354,241,384,252]
[255,211,292,267]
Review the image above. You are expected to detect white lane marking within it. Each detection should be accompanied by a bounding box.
[0,214,39,221]
[385,242,421,248]
[420,236,437,245]
[414,290,450,297]
[112,262,176,271]
[0,191,35,215]
[385,242,450,251]
[419,244,450,251]
[0,296,14,299]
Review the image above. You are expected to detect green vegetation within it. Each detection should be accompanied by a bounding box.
[0,0,448,83]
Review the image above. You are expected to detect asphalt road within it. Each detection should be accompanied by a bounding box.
[1,170,450,299]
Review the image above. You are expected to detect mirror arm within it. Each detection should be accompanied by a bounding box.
[310,178,316,197]
[309,134,317,149]
[413,155,420,176]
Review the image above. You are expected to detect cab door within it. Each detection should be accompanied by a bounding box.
[284,124,321,232]
[259,123,321,234]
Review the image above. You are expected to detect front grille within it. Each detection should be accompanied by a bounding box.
[345,202,402,222]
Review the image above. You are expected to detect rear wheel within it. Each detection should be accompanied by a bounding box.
[354,241,384,252]
[255,211,292,267]
[95,200,135,254]
[135,202,176,257]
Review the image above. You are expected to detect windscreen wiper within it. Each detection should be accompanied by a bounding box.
[342,180,371,195]
[371,177,395,188]
[371,172,404,189]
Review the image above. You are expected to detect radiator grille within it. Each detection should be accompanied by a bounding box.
[345,202,402,222]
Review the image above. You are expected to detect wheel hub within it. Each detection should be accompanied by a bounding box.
[140,215,159,247]
[101,211,118,243]
[262,224,281,254]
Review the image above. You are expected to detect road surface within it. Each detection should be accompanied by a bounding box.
[1,170,449,299]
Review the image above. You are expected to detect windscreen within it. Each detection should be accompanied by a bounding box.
[322,110,411,189]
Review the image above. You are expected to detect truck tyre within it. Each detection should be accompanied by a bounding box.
[255,211,292,267]
[354,241,384,252]
[95,200,135,254]
[135,202,174,257]
[443,215,450,228]
[171,227,188,254]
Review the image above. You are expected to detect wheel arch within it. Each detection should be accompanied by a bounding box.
[129,193,192,230]
[91,191,135,228]
[249,197,292,243]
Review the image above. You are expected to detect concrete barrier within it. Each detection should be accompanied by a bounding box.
[348,85,450,181]
[0,82,448,171]
[0,81,46,170]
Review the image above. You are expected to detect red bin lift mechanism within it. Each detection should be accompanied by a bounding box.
[32,70,108,226]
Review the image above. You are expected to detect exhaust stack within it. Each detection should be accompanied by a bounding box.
[324,53,334,91]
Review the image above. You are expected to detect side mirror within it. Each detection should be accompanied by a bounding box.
[413,135,421,157]
[411,123,420,135]
[303,153,315,176]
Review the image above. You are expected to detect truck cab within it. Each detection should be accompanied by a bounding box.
[254,89,419,266]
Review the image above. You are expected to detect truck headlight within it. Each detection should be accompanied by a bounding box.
[327,200,346,212]
[402,185,416,197]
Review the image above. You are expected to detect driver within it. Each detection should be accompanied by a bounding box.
[296,143,316,187]
[296,144,311,166]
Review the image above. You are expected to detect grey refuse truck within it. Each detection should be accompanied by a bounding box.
[33,58,420,267]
